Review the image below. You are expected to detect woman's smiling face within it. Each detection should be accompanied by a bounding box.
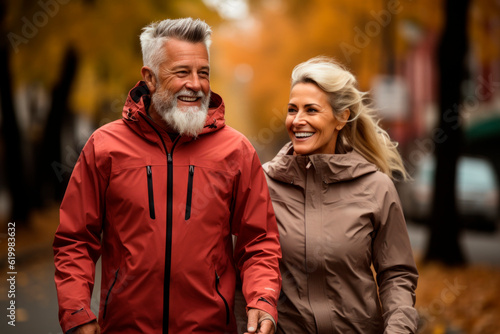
[286,82,347,155]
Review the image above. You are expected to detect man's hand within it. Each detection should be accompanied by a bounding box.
[69,320,100,334]
[244,308,276,334]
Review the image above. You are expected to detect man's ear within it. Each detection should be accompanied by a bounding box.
[141,66,157,94]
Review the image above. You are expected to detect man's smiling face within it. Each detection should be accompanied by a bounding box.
[155,38,210,110]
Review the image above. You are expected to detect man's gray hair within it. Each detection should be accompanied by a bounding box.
[140,18,212,75]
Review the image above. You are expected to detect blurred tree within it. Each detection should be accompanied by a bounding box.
[35,47,79,204]
[424,0,470,266]
[0,0,31,224]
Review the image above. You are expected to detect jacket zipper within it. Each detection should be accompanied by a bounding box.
[138,113,176,334]
[103,268,119,320]
[185,165,195,220]
[164,152,175,333]
[215,270,230,325]
[146,166,156,219]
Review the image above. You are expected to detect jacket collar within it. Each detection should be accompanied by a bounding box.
[264,142,378,186]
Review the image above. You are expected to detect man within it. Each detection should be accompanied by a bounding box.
[53,18,281,334]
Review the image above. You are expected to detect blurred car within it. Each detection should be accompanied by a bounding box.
[401,155,500,231]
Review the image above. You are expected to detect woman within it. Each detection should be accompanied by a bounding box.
[263,57,418,333]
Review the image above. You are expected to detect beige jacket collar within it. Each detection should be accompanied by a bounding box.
[264,142,378,187]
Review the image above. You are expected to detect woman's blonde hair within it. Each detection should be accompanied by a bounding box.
[291,56,409,180]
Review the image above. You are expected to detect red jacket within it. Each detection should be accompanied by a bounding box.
[53,81,282,333]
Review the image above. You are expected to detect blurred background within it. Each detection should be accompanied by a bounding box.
[1,0,500,333]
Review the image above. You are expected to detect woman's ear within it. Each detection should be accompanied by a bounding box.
[336,109,350,130]
[141,66,157,94]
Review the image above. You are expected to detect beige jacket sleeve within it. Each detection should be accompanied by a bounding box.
[372,177,419,334]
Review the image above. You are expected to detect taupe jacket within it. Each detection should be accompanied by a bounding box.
[264,143,418,333]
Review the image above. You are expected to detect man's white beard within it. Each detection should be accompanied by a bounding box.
[152,87,210,138]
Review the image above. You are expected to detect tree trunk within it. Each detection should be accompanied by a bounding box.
[36,47,78,204]
[0,0,31,224]
[424,0,470,265]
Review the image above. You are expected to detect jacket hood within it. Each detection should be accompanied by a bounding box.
[264,142,378,187]
[122,81,226,139]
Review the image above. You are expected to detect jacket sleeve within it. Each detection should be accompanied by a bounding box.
[53,134,106,333]
[372,176,419,334]
[231,147,282,323]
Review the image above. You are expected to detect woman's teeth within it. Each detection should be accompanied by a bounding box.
[295,132,313,138]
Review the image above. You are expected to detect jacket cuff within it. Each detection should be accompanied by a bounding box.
[60,307,97,334]
[383,306,419,333]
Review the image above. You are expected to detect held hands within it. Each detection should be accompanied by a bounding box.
[245,308,276,334]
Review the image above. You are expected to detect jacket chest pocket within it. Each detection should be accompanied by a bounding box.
[185,165,195,220]
[146,166,155,219]
[181,166,233,224]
